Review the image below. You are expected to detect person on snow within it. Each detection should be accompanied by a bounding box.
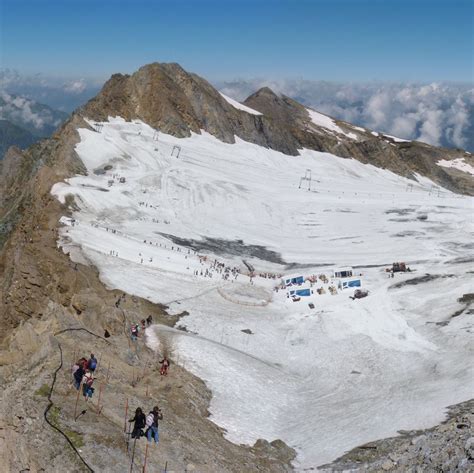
[73,363,85,390]
[129,407,146,439]
[145,406,163,444]
[159,357,170,376]
[82,370,95,401]
[88,354,97,372]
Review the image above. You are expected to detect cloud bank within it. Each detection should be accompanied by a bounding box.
[217,79,474,152]
[0,91,68,137]
[0,69,102,112]
[2,69,472,152]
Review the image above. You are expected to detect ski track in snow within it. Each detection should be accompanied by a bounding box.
[51,117,474,470]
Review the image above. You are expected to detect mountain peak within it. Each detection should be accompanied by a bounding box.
[77,62,472,194]
[250,86,280,98]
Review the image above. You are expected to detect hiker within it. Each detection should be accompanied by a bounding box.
[72,362,84,390]
[146,315,153,326]
[82,370,94,401]
[88,354,98,372]
[159,357,170,376]
[145,406,163,444]
[78,357,88,371]
[141,319,146,331]
[129,407,146,439]
[131,324,139,341]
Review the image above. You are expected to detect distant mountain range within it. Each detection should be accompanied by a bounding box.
[0,92,68,159]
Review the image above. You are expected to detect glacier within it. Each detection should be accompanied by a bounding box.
[51,117,474,470]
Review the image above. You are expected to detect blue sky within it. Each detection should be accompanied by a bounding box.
[1,0,473,82]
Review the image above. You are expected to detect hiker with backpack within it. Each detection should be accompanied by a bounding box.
[130,324,139,341]
[82,370,95,401]
[159,357,170,376]
[88,354,97,372]
[129,407,146,439]
[145,406,163,444]
[73,362,85,390]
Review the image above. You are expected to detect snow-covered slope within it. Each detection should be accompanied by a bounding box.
[220,92,262,115]
[307,108,358,140]
[52,117,474,470]
[437,157,474,176]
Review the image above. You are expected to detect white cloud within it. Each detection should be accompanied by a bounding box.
[63,79,87,94]
[0,68,103,112]
[216,79,474,151]
[0,91,46,130]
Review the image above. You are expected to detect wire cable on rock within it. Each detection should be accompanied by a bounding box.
[43,342,95,473]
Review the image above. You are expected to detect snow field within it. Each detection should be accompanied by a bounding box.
[52,117,474,470]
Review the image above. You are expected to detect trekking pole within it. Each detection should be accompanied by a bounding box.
[72,349,77,369]
[126,428,132,455]
[124,398,129,432]
[105,361,111,384]
[163,461,168,473]
[96,352,102,374]
[74,382,83,420]
[142,442,149,473]
[129,437,137,473]
[96,383,104,414]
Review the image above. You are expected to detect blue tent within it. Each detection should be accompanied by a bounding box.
[284,276,304,286]
[290,288,311,297]
[341,279,361,289]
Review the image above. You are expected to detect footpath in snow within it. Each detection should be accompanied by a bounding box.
[52,117,474,470]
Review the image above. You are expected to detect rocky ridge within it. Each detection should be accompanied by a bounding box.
[81,62,474,195]
[320,400,474,472]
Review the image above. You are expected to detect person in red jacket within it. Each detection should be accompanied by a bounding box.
[159,357,170,376]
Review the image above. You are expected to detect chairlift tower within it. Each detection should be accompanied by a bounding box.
[94,123,103,133]
[298,169,312,191]
[153,130,159,142]
[406,183,414,192]
[171,145,181,158]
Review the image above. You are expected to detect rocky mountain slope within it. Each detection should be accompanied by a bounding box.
[81,62,473,195]
[320,400,474,472]
[0,62,472,472]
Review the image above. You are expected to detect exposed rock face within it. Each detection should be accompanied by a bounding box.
[319,399,474,472]
[80,62,474,194]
